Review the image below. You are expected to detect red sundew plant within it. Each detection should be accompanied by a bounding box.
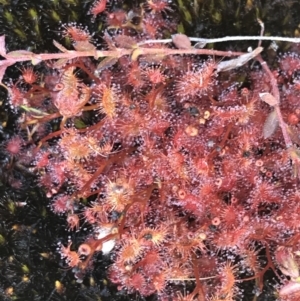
[3,1,300,300]
[4,135,24,156]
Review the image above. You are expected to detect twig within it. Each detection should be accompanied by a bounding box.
[257,18,265,48]
[168,275,217,281]
[138,35,300,47]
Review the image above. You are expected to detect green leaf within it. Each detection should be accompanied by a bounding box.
[74,118,86,129]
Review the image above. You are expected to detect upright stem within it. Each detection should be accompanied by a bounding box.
[257,55,292,148]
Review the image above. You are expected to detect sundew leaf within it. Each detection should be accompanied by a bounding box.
[287,126,300,145]
[114,35,137,49]
[103,32,117,51]
[263,110,279,139]
[73,41,96,52]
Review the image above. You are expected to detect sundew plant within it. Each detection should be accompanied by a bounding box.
[2,0,300,300]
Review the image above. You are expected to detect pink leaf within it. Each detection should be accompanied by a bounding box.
[279,281,300,297]
[263,110,278,139]
[172,34,191,49]
[6,50,34,59]
[259,92,279,106]
[95,57,118,73]
[0,66,7,83]
[0,35,6,57]
[288,126,300,145]
[217,47,263,72]
[0,60,14,83]
[53,40,69,53]
[114,35,137,49]
[73,41,96,52]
